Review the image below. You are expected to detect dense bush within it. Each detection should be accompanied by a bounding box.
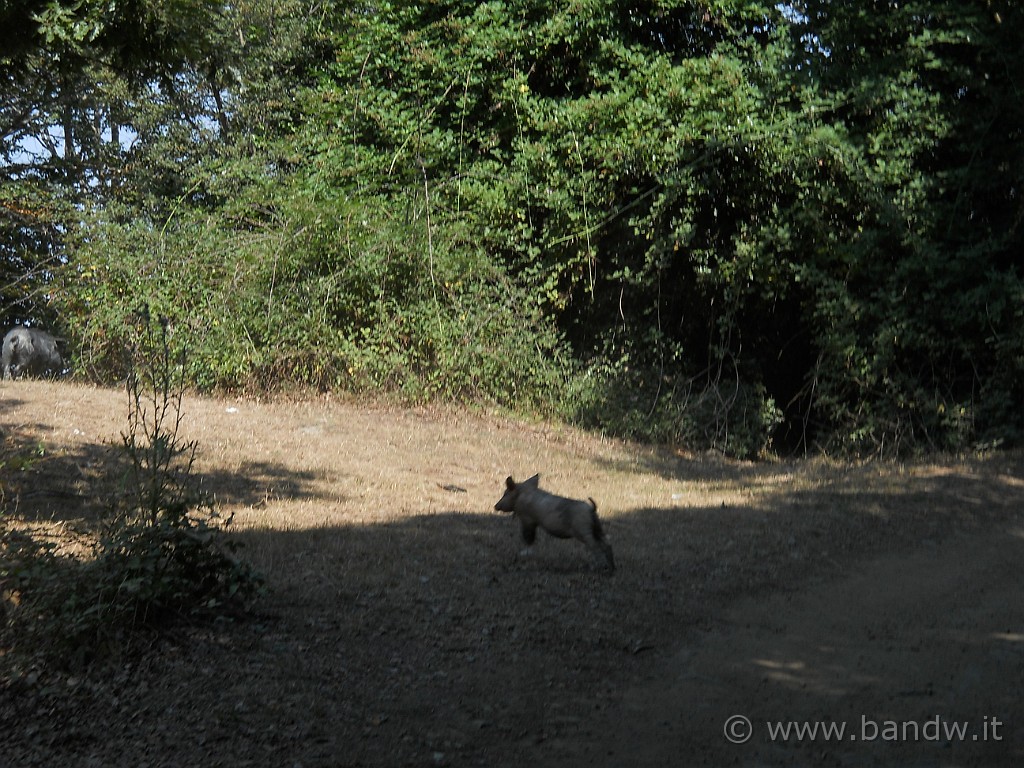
[7,0,1023,456]
[60,185,577,414]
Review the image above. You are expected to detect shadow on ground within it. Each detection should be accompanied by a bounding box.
[2,408,1022,767]
[0,431,336,525]
[196,459,1021,767]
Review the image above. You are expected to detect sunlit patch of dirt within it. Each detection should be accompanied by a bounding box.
[1,381,1022,767]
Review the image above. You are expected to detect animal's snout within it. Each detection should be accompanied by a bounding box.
[493,476,518,512]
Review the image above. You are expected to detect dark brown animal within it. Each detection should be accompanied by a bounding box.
[2,326,63,380]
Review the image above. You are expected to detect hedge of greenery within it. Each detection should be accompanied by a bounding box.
[4,1,1021,456]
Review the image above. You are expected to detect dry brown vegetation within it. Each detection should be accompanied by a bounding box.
[2,380,1022,766]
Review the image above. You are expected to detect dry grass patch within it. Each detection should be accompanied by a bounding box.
[2,381,1023,767]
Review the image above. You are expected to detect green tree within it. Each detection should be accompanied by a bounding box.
[0,0,230,328]
[783,1,1024,452]
[297,0,798,453]
[12,0,1022,456]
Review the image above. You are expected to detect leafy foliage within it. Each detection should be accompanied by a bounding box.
[784,0,1024,452]
[3,0,1023,456]
[0,311,261,672]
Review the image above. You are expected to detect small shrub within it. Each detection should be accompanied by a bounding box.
[103,309,262,628]
[1,309,261,675]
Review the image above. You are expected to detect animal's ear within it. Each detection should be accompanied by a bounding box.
[523,474,540,488]
[505,476,516,490]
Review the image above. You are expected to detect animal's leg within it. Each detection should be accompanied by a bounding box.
[519,520,537,557]
[594,541,615,572]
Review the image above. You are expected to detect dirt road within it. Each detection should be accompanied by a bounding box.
[539,528,1024,767]
[1,382,1021,767]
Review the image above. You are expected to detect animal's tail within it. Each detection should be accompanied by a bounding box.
[589,498,615,572]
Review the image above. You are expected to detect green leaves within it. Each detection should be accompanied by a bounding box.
[7,0,1022,456]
